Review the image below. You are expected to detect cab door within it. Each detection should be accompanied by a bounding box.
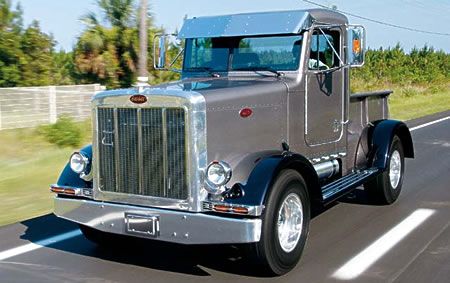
[305,28,344,146]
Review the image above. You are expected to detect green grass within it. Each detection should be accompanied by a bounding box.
[0,122,91,227]
[389,87,450,121]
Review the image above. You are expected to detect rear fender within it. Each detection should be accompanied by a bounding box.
[369,120,414,170]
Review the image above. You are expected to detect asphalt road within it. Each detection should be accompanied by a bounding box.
[1,111,449,283]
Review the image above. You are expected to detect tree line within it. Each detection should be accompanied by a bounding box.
[0,0,57,86]
[0,0,180,89]
[352,44,449,88]
[1,0,449,89]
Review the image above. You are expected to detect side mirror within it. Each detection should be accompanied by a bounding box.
[347,25,366,67]
[153,34,183,72]
[154,35,167,69]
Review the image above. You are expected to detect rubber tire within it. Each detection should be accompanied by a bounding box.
[365,135,405,205]
[247,169,310,276]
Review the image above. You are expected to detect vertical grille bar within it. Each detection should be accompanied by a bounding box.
[98,108,116,192]
[161,108,168,197]
[141,108,164,197]
[117,109,139,195]
[137,109,144,194]
[166,108,187,199]
[113,109,120,193]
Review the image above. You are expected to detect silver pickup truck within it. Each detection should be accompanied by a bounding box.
[51,9,414,275]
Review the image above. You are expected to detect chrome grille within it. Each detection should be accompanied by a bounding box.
[97,107,188,200]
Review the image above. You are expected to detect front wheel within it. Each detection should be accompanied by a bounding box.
[247,169,310,275]
[365,135,405,204]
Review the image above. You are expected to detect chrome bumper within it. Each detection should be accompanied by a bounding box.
[54,197,262,244]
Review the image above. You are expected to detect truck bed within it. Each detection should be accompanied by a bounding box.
[347,90,393,171]
[350,90,392,124]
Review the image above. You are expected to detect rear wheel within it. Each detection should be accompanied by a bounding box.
[365,135,405,204]
[247,169,310,275]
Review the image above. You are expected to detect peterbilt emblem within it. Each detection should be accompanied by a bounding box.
[130,94,147,104]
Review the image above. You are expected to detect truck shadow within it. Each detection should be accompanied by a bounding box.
[338,187,388,206]
[19,192,374,279]
[19,214,269,277]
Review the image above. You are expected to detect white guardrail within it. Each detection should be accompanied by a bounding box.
[0,84,105,130]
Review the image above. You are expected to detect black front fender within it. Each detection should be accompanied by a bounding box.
[225,153,321,207]
[56,145,93,188]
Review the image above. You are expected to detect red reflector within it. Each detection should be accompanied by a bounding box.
[239,108,253,118]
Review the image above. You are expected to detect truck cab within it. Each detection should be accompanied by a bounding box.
[52,9,414,275]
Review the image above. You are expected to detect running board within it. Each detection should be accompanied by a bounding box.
[321,168,380,204]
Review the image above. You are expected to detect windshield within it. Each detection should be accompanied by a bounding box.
[183,35,303,73]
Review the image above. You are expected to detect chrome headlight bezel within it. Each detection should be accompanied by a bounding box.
[70,152,90,174]
[204,161,232,194]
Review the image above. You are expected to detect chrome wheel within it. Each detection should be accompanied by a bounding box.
[389,150,402,189]
[277,193,303,253]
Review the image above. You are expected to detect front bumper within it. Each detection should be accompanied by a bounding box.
[54,197,262,244]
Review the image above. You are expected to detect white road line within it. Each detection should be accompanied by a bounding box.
[410,116,450,132]
[0,229,81,261]
[332,208,435,281]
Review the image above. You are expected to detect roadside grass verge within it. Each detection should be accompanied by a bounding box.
[0,121,91,227]
[389,87,450,121]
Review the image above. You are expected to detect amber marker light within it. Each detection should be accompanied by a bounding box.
[212,204,250,215]
[50,186,65,194]
[213,204,232,213]
[353,39,361,54]
[50,186,77,195]
[232,206,249,214]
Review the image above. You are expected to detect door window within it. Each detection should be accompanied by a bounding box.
[308,30,340,70]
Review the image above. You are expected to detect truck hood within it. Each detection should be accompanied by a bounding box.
[94,76,289,103]
[152,76,288,98]
[153,77,289,186]
[93,76,289,189]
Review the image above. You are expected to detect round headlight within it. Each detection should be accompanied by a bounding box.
[70,152,89,174]
[206,161,232,189]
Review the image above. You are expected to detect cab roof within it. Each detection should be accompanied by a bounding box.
[178,9,348,39]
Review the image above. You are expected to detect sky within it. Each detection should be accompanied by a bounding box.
[13,0,450,52]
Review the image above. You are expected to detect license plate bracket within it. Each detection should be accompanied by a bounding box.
[125,213,160,237]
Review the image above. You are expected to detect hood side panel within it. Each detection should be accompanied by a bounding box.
[202,81,288,185]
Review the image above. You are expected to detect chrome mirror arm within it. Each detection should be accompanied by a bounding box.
[318,27,344,66]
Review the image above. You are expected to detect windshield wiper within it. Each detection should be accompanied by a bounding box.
[234,67,284,77]
[185,67,220,77]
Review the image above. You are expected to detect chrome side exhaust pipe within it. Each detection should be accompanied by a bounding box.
[314,160,340,180]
